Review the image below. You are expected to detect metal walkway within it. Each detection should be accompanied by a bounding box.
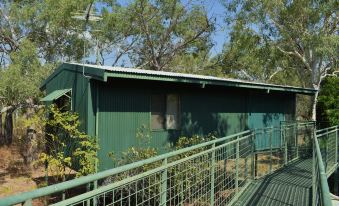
[0,123,337,206]
[234,158,313,206]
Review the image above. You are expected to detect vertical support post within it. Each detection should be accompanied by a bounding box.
[86,183,91,206]
[93,181,97,206]
[251,132,255,179]
[236,136,239,194]
[210,143,215,206]
[44,161,49,206]
[295,123,299,159]
[284,127,288,165]
[245,157,248,179]
[336,126,338,164]
[61,175,66,201]
[269,127,273,173]
[312,137,316,206]
[160,158,168,206]
[326,128,329,171]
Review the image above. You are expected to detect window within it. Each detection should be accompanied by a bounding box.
[166,94,180,129]
[54,91,72,112]
[151,95,166,130]
[151,94,180,130]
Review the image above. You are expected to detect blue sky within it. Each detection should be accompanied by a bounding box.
[92,0,229,65]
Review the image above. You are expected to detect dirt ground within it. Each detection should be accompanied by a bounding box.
[0,144,46,199]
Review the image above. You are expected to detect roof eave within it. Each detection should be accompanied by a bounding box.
[104,72,317,95]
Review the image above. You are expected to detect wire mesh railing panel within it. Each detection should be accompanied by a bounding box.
[297,124,314,158]
[316,126,338,176]
[312,126,338,206]
[0,122,321,206]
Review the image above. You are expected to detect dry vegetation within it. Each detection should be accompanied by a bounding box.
[0,144,45,198]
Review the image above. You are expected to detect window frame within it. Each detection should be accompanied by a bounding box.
[150,93,180,131]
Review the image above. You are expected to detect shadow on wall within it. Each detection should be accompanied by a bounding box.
[263,113,283,127]
[167,112,247,145]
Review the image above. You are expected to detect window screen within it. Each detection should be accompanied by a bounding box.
[166,94,180,129]
[151,95,166,130]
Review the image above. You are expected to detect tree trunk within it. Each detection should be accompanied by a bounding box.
[311,87,319,121]
[22,99,37,165]
[4,109,14,145]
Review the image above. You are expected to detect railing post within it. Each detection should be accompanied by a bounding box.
[295,123,299,159]
[284,127,288,165]
[210,143,215,206]
[336,126,338,164]
[236,136,239,194]
[326,128,329,171]
[160,158,168,206]
[93,180,97,206]
[86,183,91,206]
[312,137,316,206]
[269,127,273,173]
[251,132,255,179]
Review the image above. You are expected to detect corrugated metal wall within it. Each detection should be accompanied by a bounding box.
[94,79,295,171]
[44,66,296,171]
[247,91,295,150]
[45,66,90,133]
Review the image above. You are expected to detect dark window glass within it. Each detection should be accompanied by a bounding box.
[151,95,166,130]
[54,92,71,112]
[166,94,180,129]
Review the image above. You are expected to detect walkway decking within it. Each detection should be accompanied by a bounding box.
[235,159,313,206]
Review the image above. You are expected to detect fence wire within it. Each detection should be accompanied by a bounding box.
[0,122,323,206]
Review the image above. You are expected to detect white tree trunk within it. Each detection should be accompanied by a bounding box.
[311,86,319,121]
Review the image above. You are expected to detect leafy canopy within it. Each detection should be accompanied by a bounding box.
[222,0,338,85]
[317,76,339,126]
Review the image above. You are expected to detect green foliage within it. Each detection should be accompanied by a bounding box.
[0,40,52,107]
[221,0,338,86]
[96,0,214,71]
[111,125,158,170]
[37,105,98,181]
[317,76,339,126]
[103,128,216,205]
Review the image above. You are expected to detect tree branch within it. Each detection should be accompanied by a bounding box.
[276,46,312,72]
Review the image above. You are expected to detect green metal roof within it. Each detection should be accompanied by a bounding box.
[40,63,317,95]
[40,88,71,102]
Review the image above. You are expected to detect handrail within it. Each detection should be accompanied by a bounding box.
[313,134,332,206]
[316,125,338,134]
[0,130,251,206]
[0,122,323,206]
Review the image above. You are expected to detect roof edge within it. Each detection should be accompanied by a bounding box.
[42,62,317,95]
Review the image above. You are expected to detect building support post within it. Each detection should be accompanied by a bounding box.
[269,127,273,173]
[284,128,288,165]
[236,136,239,194]
[295,123,299,159]
[210,143,215,205]
[251,132,255,179]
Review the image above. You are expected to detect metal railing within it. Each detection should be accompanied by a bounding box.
[0,122,320,206]
[312,125,339,206]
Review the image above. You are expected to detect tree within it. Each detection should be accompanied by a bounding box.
[223,0,338,120]
[39,105,98,181]
[0,40,52,144]
[317,76,339,126]
[0,0,91,143]
[0,0,92,65]
[96,0,214,71]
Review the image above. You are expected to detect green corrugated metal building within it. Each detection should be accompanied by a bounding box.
[40,62,316,171]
